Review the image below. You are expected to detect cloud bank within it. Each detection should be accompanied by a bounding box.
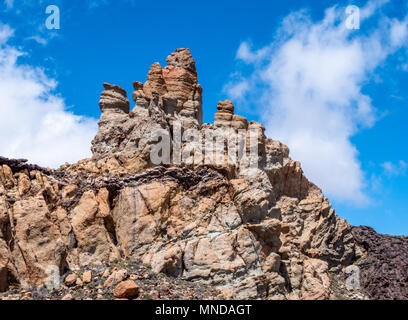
[225,0,408,204]
[0,24,98,168]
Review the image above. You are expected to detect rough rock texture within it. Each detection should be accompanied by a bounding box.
[352,226,408,300]
[0,48,405,300]
[0,260,219,300]
[113,280,139,298]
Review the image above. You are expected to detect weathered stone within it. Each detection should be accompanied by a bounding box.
[61,185,78,201]
[0,48,398,301]
[11,196,67,288]
[71,191,120,266]
[113,280,139,298]
[99,83,130,113]
[65,274,77,287]
[143,63,167,100]
[17,173,31,196]
[104,269,128,288]
[82,270,92,283]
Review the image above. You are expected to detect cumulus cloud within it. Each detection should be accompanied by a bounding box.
[225,0,408,204]
[0,24,98,168]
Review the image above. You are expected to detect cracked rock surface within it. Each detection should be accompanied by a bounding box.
[0,49,405,300]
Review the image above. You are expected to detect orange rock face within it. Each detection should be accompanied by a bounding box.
[0,50,367,300]
[113,280,139,298]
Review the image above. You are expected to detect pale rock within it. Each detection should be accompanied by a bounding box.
[82,270,92,283]
[65,274,77,287]
[71,191,120,266]
[104,269,128,288]
[0,49,364,300]
[61,293,73,300]
[76,277,83,287]
[11,196,66,287]
[17,173,31,196]
[61,185,78,201]
[0,165,16,189]
[99,83,130,113]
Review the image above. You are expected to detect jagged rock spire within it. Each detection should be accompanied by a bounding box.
[143,63,167,100]
[214,100,249,130]
[131,48,203,127]
[1,48,390,302]
[99,83,130,113]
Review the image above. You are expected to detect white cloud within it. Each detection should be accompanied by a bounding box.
[0,24,13,44]
[390,17,408,47]
[236,42,268,64]
[0,25,98,168]
[360,0,390,19]
[382,161,408,176]
[225,0,408,204]
[25,35,48,45]
[225,78,250,101]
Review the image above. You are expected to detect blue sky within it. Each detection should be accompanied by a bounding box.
[0,0,407,235]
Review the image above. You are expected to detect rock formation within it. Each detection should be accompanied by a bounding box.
[352,226,408,299]
[0,49,405,300]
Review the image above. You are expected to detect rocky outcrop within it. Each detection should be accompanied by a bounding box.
[352,226,408,300]
[0,48,403,300]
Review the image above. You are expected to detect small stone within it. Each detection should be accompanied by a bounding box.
[102,269,110,278]
[104,269,128,288]
[65,274,77,287]
[61,294,73,300]
[82,270,92,283]
[160,285,170,295]
[151,290,160,299]
[76,278,83,287]
[113,280,139,299]
[61,184,78,200]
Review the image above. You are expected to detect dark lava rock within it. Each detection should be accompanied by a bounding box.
[353,226,408,300]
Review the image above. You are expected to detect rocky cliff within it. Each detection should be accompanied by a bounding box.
[0,49,405,300]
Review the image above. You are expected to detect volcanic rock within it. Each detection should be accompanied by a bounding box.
[0,48,404,300]
[113,280,139,298]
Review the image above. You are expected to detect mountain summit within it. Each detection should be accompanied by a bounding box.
[0,49,406,300]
